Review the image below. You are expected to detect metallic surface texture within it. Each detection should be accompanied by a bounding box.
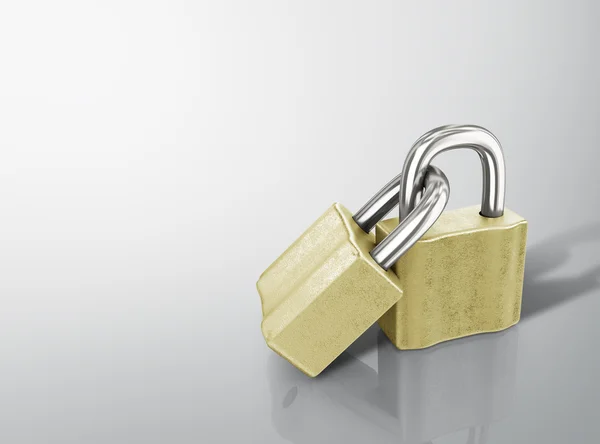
[257,203,404,377]
[399,125,506,220]
[371,165,450,270]
[376,206,527,349]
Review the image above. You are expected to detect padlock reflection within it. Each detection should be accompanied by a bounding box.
[268,350,395,443]
[268,327,518,444]
[376,328,518,443]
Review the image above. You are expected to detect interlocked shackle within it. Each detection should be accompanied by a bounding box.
[399,125,505,220]
[353,165,450,271]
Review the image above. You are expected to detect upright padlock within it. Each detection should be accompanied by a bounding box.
[258,166,450,377]
[375,125,528,349]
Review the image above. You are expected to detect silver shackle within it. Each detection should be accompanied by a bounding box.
[353,165,450,271]
[353,172,404,233]
[399,125,505,220]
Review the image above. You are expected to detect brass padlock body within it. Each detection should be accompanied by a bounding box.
[375,205,527,349]
[258,203,403,377]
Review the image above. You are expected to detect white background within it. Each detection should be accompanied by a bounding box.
[0,1,599,442]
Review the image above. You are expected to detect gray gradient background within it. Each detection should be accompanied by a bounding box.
[0,1,599,443]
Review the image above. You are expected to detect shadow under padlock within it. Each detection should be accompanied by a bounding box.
[522,222,600,319]
[268,326,519,444]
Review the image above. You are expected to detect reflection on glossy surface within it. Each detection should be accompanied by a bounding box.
[268,327,518,444]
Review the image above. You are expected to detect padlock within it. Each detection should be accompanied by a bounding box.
[375,125,528,349]
[258,165,450,377]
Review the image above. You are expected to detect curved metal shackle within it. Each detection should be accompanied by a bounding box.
[399,125,505,220]
[353,165,442,233]
[353,172,404,233]
[367,165,450,271]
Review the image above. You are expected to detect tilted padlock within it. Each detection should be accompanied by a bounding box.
[375,125,528,349]
[257,166,450,377]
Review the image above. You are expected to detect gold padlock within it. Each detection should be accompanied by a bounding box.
[258,166,450,377]
[376,125,528,349]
